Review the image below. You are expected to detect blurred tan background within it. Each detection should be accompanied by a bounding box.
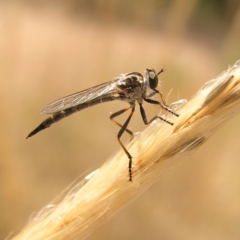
[1,0,240,239]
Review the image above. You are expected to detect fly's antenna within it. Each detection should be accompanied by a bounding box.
[158,66,166,75]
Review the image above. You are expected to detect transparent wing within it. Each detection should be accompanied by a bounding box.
[40,79,121,114]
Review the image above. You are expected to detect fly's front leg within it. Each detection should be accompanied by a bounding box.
[112,106,135,181]
[110,107,134,140]
[146,91,157,98]
[139,103,173,126]
[158,91,177,114]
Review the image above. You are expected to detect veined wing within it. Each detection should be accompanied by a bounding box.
[40,78,123,115]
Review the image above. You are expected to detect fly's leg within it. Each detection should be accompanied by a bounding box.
[110,107,134,141]
[158,91,178,115]
[111,106,135,181]
[146,91,157,98]
[144,96,179,117]
[139,103,174,125]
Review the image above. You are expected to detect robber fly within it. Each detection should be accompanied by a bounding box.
[27,68,179,181]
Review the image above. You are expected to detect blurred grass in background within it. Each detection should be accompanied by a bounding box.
[1,0,240,239]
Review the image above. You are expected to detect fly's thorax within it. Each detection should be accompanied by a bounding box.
[117,72,146,90]
[117,72,147,100]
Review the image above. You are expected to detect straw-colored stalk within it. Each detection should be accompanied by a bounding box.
[12,60,240,240]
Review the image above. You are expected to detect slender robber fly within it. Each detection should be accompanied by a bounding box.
[27,68,179,181]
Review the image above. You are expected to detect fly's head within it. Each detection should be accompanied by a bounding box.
[146,68,165,90]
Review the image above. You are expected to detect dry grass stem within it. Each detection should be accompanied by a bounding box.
[12,60,240,240]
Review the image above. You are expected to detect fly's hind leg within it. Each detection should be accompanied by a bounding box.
[110,106,135,181]
[110,107,134,141]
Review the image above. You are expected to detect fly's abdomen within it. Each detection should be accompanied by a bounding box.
[26,117,54,139]
[26,94,121,139]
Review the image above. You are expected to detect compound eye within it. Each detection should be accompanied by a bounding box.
[149,70,155,80]
[147,68,158,89]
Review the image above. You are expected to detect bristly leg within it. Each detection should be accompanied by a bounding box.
[144,95,179,117]
[139,103,174,126]
[110,106,135,181]
[110,107,134,140]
